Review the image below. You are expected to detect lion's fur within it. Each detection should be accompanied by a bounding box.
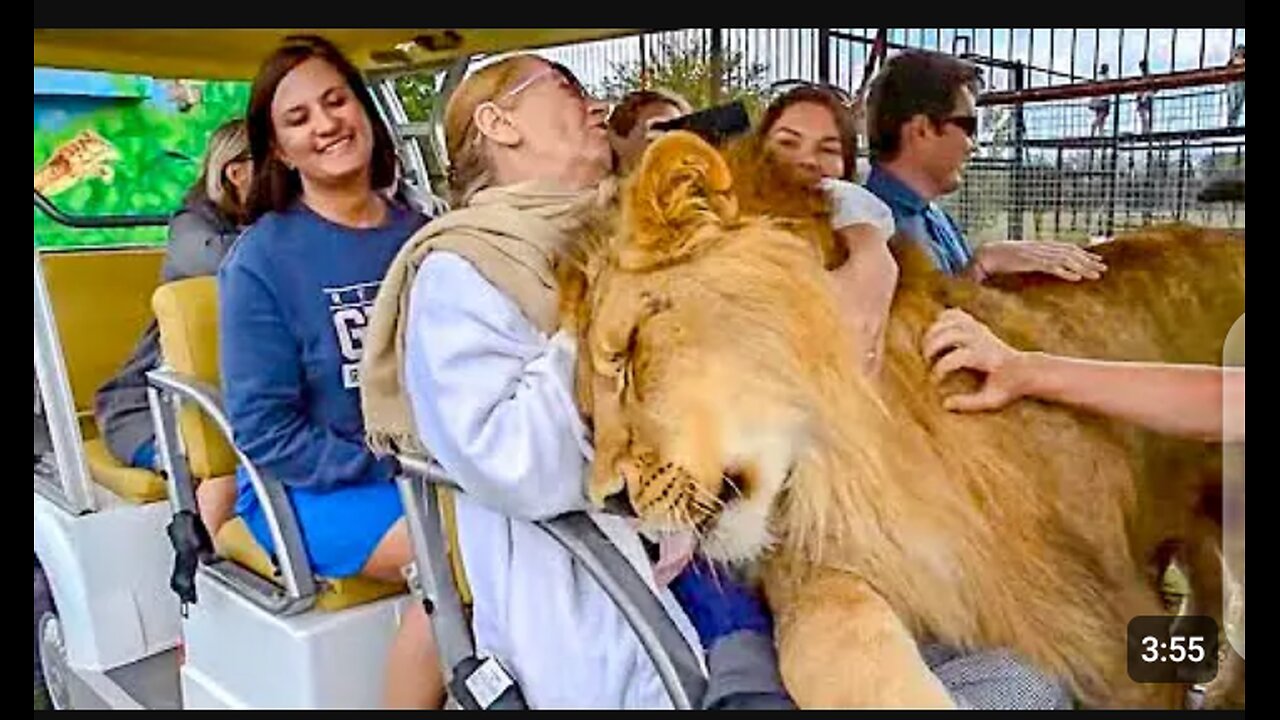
[561,131,1243,708]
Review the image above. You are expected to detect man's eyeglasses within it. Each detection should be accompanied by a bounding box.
[937,115,979,138]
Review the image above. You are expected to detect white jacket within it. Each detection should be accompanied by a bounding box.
[404,251,705,709]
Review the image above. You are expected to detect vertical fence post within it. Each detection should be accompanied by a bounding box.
[1104,87,1121,236]
[639,33,648,88]
[1010,61,1026,241]
[818,28,831,84]
[709,28,724,104]
[1053,145,1064,237]
[1174,138,1189,223]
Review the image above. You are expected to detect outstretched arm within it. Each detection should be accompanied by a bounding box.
[922,308,1244,443]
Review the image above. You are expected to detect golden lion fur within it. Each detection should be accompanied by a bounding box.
[559,130,1243,709]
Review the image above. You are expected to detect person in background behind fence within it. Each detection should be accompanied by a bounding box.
[1089,63,1111,136]
[1136,60,1154,135]
[1226,45,1245,128]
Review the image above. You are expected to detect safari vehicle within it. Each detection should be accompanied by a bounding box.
[33,28,707,710]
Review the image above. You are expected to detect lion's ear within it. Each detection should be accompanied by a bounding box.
[619,131,739,270]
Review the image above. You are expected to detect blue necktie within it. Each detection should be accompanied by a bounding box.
[922,204,970,276]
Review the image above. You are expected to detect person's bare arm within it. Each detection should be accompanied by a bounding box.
[922,308,1244,443]
[830,224,898,377]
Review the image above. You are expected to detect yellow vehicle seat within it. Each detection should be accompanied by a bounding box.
[39,247,169,502]
[80,438,167,503]
[151,277,405,611]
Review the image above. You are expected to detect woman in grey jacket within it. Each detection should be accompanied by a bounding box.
[93,118,252,534]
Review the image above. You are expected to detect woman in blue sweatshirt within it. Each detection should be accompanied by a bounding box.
[217,36,442,708]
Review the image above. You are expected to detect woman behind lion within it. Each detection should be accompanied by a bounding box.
[752,85,899,377]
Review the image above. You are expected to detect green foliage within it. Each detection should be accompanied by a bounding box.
[596,36,770,115]
[393,72,441,123]
[33,79,250,249]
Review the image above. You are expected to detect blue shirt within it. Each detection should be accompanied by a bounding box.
[218,201,426,494]
[865,164,974,276]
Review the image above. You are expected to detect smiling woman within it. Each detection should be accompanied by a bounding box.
[755,84,898,377]
[215,34,442,709]
[244,36,399,222]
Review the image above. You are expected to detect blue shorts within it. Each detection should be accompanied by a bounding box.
[130,439,160,472]
[234,467,402,579]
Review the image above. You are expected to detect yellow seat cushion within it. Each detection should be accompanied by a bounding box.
[82,437,167,504]
[40,248,166,416]
[214,517,406,612]
[151,277,237,479]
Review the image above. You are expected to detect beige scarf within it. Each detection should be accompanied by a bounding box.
[361,180,610,456]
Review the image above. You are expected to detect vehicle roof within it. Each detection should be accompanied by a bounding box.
[34,29,637,80]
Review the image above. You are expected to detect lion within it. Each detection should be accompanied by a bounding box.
[560,130,1244,709]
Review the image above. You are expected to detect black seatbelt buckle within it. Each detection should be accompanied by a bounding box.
[449,655,528,710]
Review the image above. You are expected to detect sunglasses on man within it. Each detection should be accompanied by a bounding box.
[937,115,979,138]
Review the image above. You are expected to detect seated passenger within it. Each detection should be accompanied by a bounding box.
[607,88,692,175]
[863,50,1105,283]
[362,53,793,709]
[93,117,251,534]
[217,35,442,709]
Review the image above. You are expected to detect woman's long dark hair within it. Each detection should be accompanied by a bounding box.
[244,34,398,222]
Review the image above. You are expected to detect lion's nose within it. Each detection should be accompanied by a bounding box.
[602,487,636,517]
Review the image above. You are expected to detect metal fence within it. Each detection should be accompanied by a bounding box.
[529,28,1245,242]
[955,85,1244,244]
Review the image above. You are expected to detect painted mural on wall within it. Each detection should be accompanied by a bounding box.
[34,68,250,249]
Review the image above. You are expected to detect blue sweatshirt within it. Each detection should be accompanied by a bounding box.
[218,201,426,494]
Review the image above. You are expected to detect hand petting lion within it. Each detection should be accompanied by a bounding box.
[560,130,1243,709]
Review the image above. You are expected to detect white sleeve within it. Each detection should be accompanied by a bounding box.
[404,252,594,521]
[821,177,896,239]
